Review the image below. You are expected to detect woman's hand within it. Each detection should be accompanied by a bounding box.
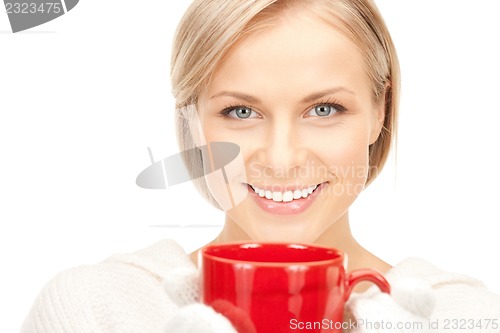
[164,267,436,333]
[345,277,436,333]
[163,267,255,333]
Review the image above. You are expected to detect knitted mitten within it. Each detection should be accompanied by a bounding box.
[346,277,436,333]
[164,267,436,333]
[163,267,239,333]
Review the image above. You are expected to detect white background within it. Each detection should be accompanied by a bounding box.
[1,1,500,331]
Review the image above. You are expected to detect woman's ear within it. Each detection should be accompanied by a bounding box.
[180,104,207,147]
[369,87,388,145]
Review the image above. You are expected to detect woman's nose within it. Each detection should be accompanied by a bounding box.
[259,120,308,176]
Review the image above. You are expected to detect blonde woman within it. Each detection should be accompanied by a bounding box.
[22,0,500,332]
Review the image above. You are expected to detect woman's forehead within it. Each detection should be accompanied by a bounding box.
[204,13,371,103]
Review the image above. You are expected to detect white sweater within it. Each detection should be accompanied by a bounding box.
[21,240,500,333]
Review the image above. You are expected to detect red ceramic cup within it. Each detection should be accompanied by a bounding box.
[201,242,390,333]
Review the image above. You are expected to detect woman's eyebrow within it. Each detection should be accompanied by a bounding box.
[210,91,260,103]
[210,87,355,103]
[301,87,355,103]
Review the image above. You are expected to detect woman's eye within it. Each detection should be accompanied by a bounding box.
[307,104,341,117]
[224,106,258,119]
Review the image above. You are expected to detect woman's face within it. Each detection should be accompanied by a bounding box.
[197,12,384,243]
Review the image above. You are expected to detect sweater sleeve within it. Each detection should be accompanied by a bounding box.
[21,265,104,333]
[21,240,191,333]
[386,258,500,332]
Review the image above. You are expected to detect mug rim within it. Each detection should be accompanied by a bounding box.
[201,241,345,267]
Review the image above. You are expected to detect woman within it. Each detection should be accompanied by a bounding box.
[22,0,500,332]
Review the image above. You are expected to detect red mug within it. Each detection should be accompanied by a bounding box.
[201,242,390,333]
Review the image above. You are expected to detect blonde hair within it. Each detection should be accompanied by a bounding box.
[171,0,400,208]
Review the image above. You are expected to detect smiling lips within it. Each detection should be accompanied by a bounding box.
[250,184,319,202]
[248,182,327,215]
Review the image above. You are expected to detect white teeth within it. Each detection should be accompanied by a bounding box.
[251,184,321,202]
[282,191,293,202]
[272,192,283,202]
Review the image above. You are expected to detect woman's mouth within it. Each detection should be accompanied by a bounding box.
[249,184,320,202]
[247,182,327,215]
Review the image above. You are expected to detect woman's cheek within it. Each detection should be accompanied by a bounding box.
[321,134,370,187]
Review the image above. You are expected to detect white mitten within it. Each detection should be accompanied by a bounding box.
[346,277,436,333]
[164,303,238,333]
[163,267,238,333]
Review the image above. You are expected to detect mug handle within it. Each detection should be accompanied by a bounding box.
[344,269,391,301]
